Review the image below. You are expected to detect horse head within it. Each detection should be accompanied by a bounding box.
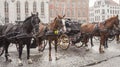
[113,15,120,35]
[52,15,66,33]
[112,15,119,30]
[104,15,119,30]
[23,12,40,34]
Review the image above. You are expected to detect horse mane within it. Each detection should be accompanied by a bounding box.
[48,21,56,30]
[23,16,32,23]
[105,16,116,23]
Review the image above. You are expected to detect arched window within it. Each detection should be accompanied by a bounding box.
[78,9,81,17]
[33,1,37,13]
[67,9,71,17]
[25,1,29,18]
[16,1,21,20]
[4,1,9,23]
[41,1,44,16]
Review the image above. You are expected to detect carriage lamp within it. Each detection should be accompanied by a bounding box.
[54,30,59,35]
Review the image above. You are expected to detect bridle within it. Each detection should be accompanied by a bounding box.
[30,16,40,35]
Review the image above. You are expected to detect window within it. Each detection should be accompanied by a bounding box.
[102,16,105,21]
[71,8,75,17]
[16,1,21,20]
[102,9,105,14]
[61,3,65,15]
[78,9,81,17]
[72,3,75,17]
[50,9,53,17]
[25,1,29,18]
[67,9,71,17]
[41,2,44,16]
[107,9,109,13]
[33,1,37,13]
[98,1,101,5]
[4,1,9,23]
[56,8,59,15]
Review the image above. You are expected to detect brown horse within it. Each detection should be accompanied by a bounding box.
[80,15,119,53]
[36,15,66,61]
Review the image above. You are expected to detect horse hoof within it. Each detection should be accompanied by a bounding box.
[18,59,23,66]
[56,57,58,60]
[85,47,89,51]
[6,59,12,62]
[86,49,89,51]
[117,41,120,44]
[100,51,104,53]
[49,58,52,61]
[104,47,108,49]
[18,63,23,66]
[91,45,94,48]
[8,59,12,62]
[56,57,60,60]
[28,59,33,64]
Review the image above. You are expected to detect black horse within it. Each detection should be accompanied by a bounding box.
[1,13,40,66]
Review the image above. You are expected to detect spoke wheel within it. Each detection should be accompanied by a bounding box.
[58,34,70,50]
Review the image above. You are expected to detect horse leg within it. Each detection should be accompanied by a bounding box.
[90,36,94,47]
[80,35,86,47]
[4,42,11,62]
[84,37,89,51]
[116,34,120,44]
[104,38,108,48]
[49,40,52,61]
[18,44,23,66]
[38,38,42,52]
[99,35,105,53]
[55,40,58,60]
[27,42,33,64]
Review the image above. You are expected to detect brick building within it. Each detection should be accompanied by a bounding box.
[49,0,89,23]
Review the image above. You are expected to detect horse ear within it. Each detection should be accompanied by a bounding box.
[54,17,57,21]
[31,12,33,16]
[116,15,118,18]
[63,14,65,18]
[36,12,39,16]
[58,15,62,19]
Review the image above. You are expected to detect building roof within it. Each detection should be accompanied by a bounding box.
[105,0,119,6]
[95,0,119,6]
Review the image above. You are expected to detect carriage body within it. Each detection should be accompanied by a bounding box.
[58,20,82,50]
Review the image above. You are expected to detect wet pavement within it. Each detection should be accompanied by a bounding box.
[0,39,120,67]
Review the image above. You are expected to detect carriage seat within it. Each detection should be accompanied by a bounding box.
[65,21,80,34]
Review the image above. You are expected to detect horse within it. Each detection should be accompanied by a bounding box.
[36,15,66,61]
[1,13,40,66]
[80,15,119,53]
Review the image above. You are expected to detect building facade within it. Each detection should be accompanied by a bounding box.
[0,0,49,24]
[49,0,89,23]
[89,0,120,23]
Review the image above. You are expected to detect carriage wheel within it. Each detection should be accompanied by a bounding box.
[58,34,70,50]
[38,40,47,52]
[0,46,4,56]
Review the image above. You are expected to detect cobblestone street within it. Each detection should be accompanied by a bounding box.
[0,40,120,67]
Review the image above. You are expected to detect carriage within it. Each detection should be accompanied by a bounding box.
[57,19,82,50]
